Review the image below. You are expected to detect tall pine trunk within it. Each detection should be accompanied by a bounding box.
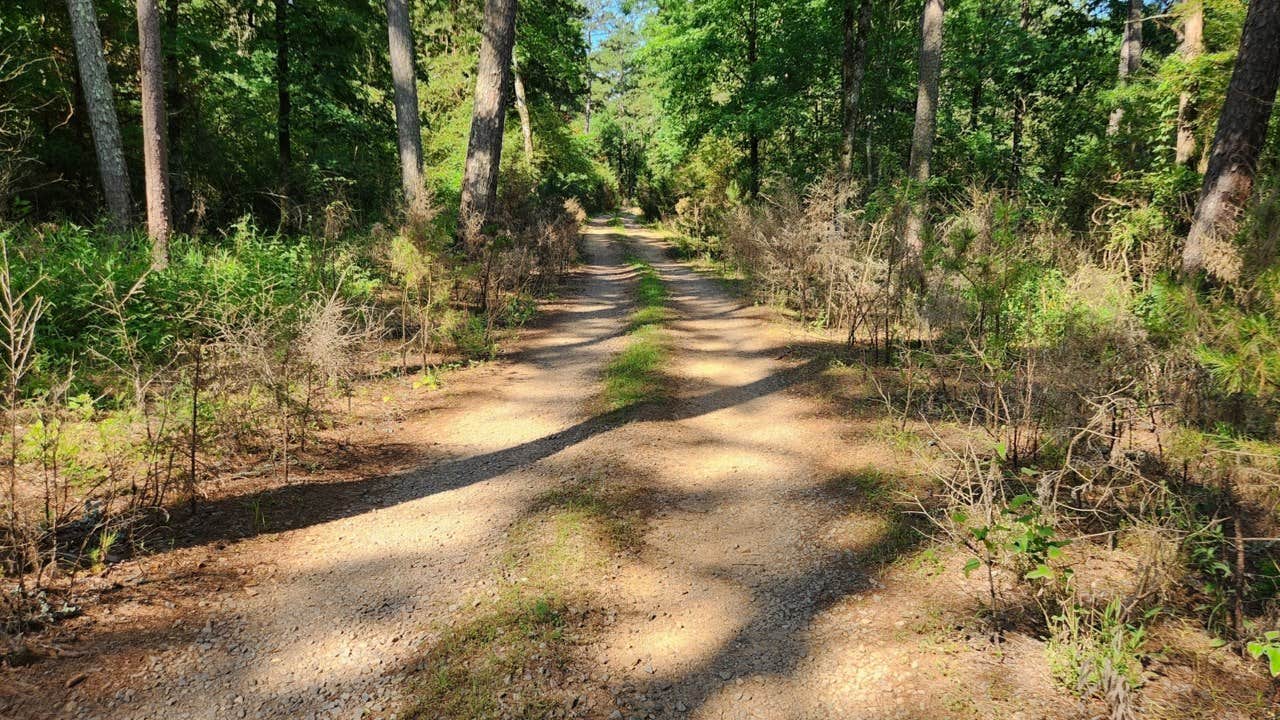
[1175,0,1204,168]
[1010,0,1031,187]
[902,0,944,266]
[1106,0,1143,136]
[275,0,291,196]
[385,0,424,207]
[65,0,132,230]
[746,0,760,198]
[135,0,172,267]
[459,0,517,243]
[513,53,534,163]
[840,0,871,179]
[1182,0,1280,278]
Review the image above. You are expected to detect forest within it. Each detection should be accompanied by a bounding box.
[2,0,1280,718]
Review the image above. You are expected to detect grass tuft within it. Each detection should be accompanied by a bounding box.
[403,595,574,719]
[603,254,670,409]
[603,326,666,409]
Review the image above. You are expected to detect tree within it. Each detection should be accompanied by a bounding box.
[135,0,172,267]
[1182,0,1280,278]
[513,52,534,163]
[459,0,518,241]
[275,0,291,193]
[1175,0,1204,168]
[1106,0,1142,136]
[164,0,186,228]
[744,0,761,198]
[384,0,424,207]
[582,0,621,134]
[65,0,131,229]
[840,0,871,179]
[1010,0,1032,187]
[902,0,944,265]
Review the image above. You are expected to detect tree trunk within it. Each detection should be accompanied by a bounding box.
[135,0,171,267]
[902,0,944,266]
[165,0,189,230]
[584,74,592,133]
[840,0,871,178]
[1175,0,1204,168]
[1011,0,1031,187]
[385,0,424,207]
[513,53,534,163]
[1182,0,1280,278]
[746,0,760,198]
[969,2,989,134]
[65,0,132,230]
[459,0,518,244]
[275,0,291,193]
[1106,0,1143,136]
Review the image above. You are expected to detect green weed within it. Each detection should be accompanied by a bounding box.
[602,255,670,410]
[603,326,666,409]
[403,595,574,719]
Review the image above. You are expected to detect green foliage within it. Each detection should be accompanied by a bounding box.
[86,528,119,572]
[449,313,498,361]
[603,326,665,409]
[627,254,668,329]
[5,222,377,401]
[603,255,669,409]
[1187,520,1236,632]
[1247,630,1280,678]
[959,493,1071,584]
[8,0,593,227]
[1048,599,1150,700]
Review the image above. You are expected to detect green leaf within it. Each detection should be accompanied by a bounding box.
[995,442,1008,461]
[963,558,981,577]
[1025,564,1055,581]
[1008,494,1033,510]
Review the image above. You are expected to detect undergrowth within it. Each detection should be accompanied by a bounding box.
[0,195,586,632]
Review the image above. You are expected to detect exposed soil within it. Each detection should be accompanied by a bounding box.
[3,214,1268,720]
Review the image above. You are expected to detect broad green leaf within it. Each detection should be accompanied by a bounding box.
[1025,565,1055,581]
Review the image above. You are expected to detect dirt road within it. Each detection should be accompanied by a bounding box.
[9,214,1073,720]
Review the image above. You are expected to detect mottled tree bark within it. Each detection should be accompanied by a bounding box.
[1175,0,1204,168]
[902,0,944,265]
[65,0,132,229]
[135,0,172,267]
[385,0,424,207]
[840,0,871,179]
[513,53,534,163]
[459,0,518,243]
[1183,0,1280,277]
[1106,0,1143,136]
